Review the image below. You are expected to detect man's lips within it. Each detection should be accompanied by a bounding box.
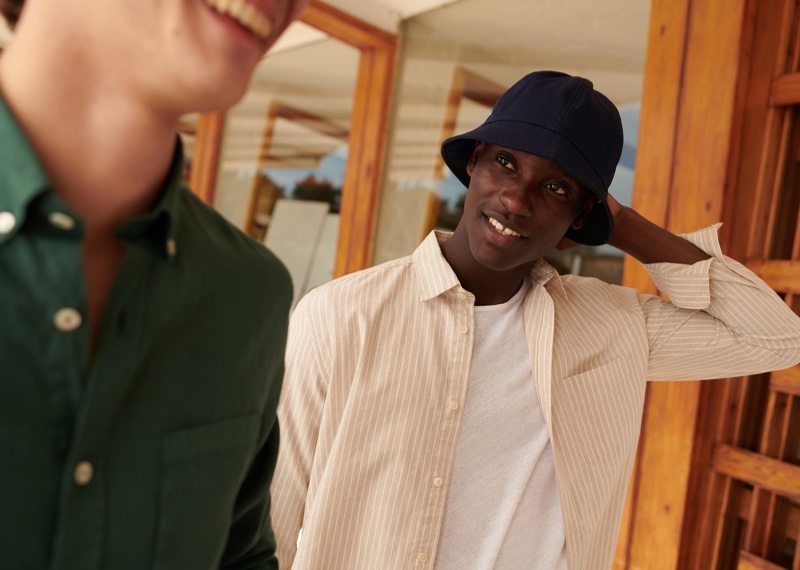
[485,214,527,239]
[204,0,274,39]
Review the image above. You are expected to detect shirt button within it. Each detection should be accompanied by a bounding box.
[433,477,443,487]
[48,211,76,230]
[418,553,428,563]
[460,326,468,334]
[457,293,467,300]
[73,461,94,486]
[0,211,16,234]
[54,308,82,332]
[166,238,177,257]
[449,400,459,410]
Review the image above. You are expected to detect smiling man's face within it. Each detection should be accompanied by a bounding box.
[12,0,308,115]
[459,141,594,275]
[133,0,308,113]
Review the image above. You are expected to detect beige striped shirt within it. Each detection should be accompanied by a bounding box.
[271,226,800,569]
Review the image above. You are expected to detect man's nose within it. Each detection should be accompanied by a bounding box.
[498,183,534,217]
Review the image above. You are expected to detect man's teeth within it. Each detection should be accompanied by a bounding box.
[488,217,521,237]
[206,0,273,39]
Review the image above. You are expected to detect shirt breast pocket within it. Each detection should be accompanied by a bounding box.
[553,354,645,466]
[153,413,261,569]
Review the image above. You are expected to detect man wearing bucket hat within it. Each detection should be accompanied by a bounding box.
[0,0,307,568]
[270,71,800,569]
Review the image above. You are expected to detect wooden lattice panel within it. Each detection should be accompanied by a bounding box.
[673,1,800,569]
[710,0,800,567]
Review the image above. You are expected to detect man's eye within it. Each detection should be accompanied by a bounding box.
[546,183,567,195]
[497,156,515,170]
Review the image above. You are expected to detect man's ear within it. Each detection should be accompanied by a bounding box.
[570,197,596,230]
[465,141,486,177]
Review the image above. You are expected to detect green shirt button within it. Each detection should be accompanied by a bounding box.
[54,308,82,332]
[48,212,76,231]
[0,211,16,234]
[73,461,94,486]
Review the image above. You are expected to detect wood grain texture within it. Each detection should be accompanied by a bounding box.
[738,550,788,570]
[712,443,800,502]
[745,259,800,293]
[771,72,800,106]
[188,111,225,206]
[614,0,691,564]
[622,1,750,568]
[285,1,397,278]
[334,42,396,277]
[770,365,800,397]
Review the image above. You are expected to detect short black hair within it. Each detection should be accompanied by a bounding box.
[1,0,24,30]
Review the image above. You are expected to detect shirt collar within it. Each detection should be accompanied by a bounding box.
[115,137,185,262]
[412,230,564,301]
[0,94,52,244]
[412,231,463,301]
[0,94,185,259]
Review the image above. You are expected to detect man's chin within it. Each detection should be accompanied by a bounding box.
[173,72,252,115]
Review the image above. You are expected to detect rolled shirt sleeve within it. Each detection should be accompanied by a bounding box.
[640,224,800,380]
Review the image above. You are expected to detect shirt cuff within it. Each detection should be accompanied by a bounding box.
[642,223,754,310]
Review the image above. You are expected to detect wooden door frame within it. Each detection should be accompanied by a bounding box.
[615,0,800,568]
[613,0,752,567]
[190,0,396,278]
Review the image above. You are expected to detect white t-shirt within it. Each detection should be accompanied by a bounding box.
[434,280,567,569]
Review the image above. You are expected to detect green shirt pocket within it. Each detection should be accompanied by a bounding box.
[153,413,261,570]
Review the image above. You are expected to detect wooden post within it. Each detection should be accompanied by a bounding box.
[188,111,226,206]
[299,0,397,278]
[615,0,751,567]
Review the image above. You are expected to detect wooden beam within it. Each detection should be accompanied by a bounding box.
[301,0,395,50]
[614,0,692,564]
[297,0,396,277]
[244,102,279,235]
[738,551,787,570]
[712,443,800,502]
[734,488,800,539]
[188,112,225,206]
[420,191,441,241]
[769,365,800,396]
[623,0,751,568]
[769,72,800,106]
[435,67,504,179]
[745,259,800,293]
[334,41,395,277]
[271,102,350,141]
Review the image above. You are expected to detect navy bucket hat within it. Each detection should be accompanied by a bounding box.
[441,70,623,245]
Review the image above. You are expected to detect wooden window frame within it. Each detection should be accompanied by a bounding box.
[243,101,350,241]
[434,67,505,179]
[190,0,396,278]
[420,67,504,239]
[615,0,800,568]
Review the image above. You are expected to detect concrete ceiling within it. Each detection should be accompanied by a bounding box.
[401,0,650,104]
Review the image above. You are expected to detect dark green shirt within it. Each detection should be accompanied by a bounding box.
[0,97,292,569]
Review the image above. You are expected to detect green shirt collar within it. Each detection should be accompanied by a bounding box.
[0,94,185,259]
[0,93,52,243]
